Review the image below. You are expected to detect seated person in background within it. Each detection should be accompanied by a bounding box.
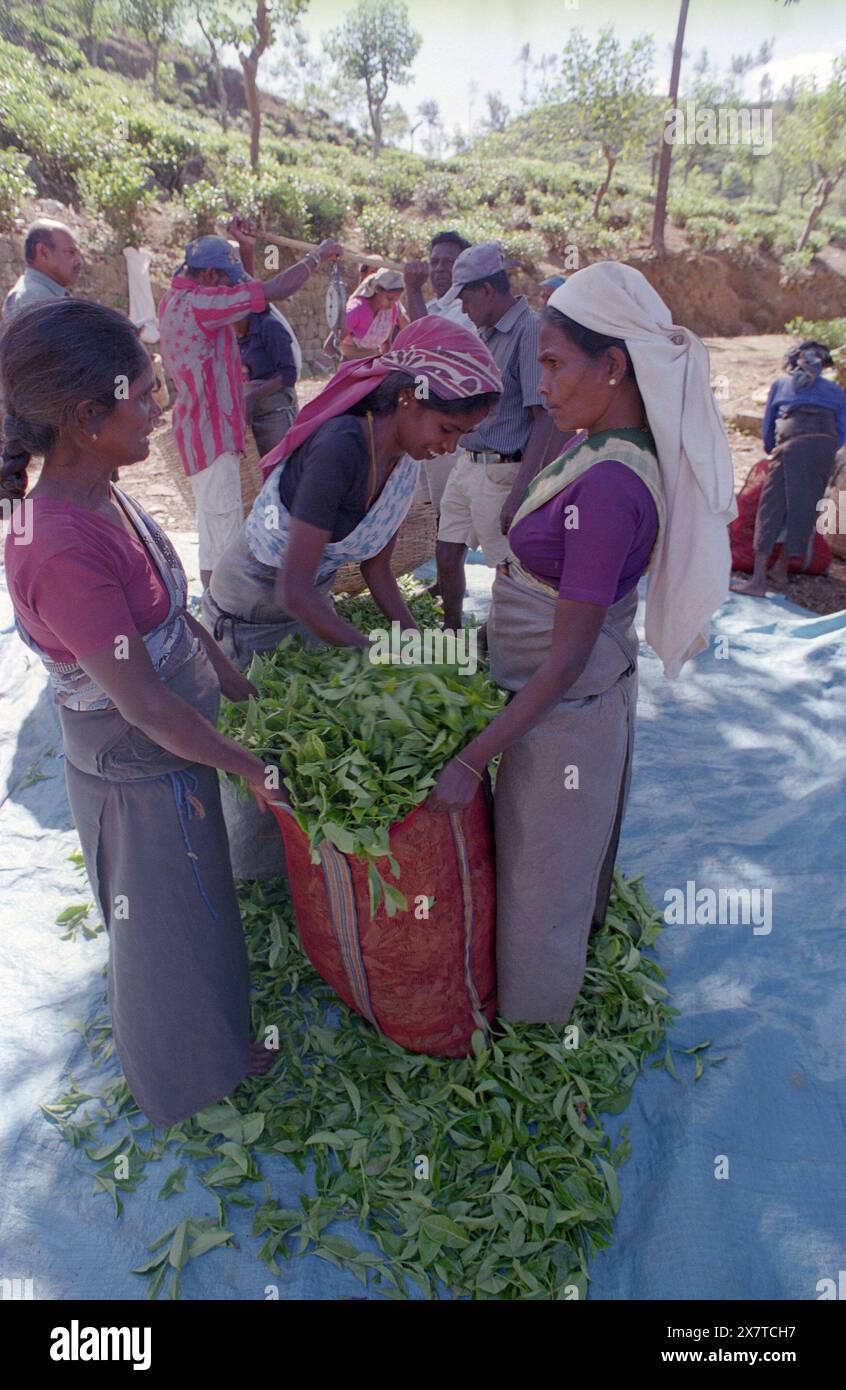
[235,305,299,458]
[733,339,846,596]
[341,269,408,359]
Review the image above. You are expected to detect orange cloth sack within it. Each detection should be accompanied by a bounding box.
[271,786,497,1057]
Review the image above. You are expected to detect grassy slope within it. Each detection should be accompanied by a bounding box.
[1,0,844,273]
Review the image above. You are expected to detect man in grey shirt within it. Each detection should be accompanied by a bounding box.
[435,242,567,629]
[3,219,82,318]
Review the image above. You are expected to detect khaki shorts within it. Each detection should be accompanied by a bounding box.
[189,451,244,572]
[416,451,460,514]
[437,452,520,566]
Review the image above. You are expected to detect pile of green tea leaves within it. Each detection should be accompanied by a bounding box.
[334,579,446,636]
[45,866,719,1300]
[219,587,505,915]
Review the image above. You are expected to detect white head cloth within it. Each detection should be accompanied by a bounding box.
[548,262,736,678]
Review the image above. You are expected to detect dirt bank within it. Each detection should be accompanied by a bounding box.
[628,249,846,336]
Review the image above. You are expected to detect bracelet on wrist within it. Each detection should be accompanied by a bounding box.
[303,253,319,272]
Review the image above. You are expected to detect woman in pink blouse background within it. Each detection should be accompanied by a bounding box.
[340,268,408,359]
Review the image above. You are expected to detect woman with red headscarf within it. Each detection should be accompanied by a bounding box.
[203,317,501,669]
[202,317,500,879]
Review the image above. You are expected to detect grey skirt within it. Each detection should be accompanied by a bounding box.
[488,565,639,1025]
[60,648,252,1127]
[203,529,336,879]
[204,528,337,672]
[755,405,838,557]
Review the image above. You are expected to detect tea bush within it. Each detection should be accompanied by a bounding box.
[77,157,155,246]
[0,148,35,228]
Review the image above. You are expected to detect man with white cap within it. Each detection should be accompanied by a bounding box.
[158,218,340,589]
[434,242,566,629]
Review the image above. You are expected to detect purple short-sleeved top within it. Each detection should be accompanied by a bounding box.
[509,460,659,607]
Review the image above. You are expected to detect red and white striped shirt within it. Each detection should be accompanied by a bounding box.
[158,273,266,477]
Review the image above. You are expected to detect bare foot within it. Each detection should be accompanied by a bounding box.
[248,1039,278,1076]
[731,578,768,596]
[766,563,790,590]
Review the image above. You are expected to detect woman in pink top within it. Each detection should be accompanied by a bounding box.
[341,268,408,359]
[0,299,280,1129]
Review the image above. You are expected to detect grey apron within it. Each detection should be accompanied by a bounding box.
[60,648,252,1127]
[486,560,640,1025]
[202,531,335,881]
[202,528,336,672]
[15,489,253,1127]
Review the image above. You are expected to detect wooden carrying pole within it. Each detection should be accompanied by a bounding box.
[224,225,404,273]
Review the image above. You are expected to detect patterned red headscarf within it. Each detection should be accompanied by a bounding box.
[258,316,502,479]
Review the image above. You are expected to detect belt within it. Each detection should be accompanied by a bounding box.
[469,449,522,463]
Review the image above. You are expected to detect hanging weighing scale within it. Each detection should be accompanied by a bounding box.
[324,259,347,356]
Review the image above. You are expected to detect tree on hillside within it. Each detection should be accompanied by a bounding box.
[71,0,116,66]
[417,98,442,157]
[325,0,421,158]
[783,56,846,251]
[269,26,364,130]
[534,51,558,104]
[557,27,656,219]
[381,101,410,148]
[729,40,775,82]
[210,1,309,169]
[482,91,510,134]
[119,0,186,99]
[516,43,532,108]
[467,80,479,136]
[651,0,689,256]
[193,1,229,131]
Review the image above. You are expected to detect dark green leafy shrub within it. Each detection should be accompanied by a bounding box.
[77,156,155,246]
[182,180,229,235]
[380,166,417,209]
[2,9,85,72]
[0,147,35,227]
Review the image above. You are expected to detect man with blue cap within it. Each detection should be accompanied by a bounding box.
[539,274,566,305]
[159,217,340,588]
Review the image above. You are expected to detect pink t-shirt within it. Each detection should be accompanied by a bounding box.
[158,273,266,477]
[4,498,171,663]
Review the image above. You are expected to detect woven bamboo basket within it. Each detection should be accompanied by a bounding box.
[154,421,437,591]
[153,423,264,517]
[331,499,438,596]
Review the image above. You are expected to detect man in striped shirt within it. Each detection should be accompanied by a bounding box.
[435,243,567,629]
[159,219,340,588]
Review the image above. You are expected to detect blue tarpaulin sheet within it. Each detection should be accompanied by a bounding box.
[1,541,844,1300]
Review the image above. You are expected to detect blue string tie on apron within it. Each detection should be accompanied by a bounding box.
[163,769,220,920]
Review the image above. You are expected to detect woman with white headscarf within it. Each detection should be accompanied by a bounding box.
[428,261,736,1025]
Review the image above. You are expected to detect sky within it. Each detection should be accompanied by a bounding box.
[276,0,846,141]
